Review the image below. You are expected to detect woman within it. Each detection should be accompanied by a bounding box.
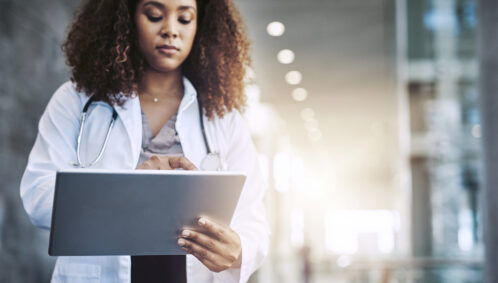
[20,0,269,282]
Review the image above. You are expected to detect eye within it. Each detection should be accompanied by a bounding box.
[147,15,162,22]
[178,17,191,24]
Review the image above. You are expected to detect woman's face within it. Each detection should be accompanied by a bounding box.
[135,0,197,73]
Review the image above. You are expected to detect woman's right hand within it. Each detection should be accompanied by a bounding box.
[136,155,198,170]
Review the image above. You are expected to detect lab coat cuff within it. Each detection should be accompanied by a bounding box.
[213,233,253,283]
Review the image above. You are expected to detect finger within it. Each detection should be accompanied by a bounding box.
[178,238,230,272]
[181,246,222,273]
[147,155,164,170]
[198,217,229,243]
[151,155,171,170]
[137,158,158,169]
[169,156,198,170]
[136,161,150,170]
[180,229,225,255]
[159,160,172,170]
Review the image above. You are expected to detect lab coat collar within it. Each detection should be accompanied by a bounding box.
[178,76,197,115]
[183,76,197,99]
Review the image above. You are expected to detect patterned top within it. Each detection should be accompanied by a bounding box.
[137,111,183,165]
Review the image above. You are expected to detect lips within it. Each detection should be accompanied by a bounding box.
[156,44,179,56]
[157,44,179,50]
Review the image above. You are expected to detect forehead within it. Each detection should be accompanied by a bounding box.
[138,0,197,10]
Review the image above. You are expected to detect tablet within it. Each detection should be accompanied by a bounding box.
[48,169,246,256]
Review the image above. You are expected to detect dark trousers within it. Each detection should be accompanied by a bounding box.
[131,255,187,283]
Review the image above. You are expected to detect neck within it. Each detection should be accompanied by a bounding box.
[139,67,184,101]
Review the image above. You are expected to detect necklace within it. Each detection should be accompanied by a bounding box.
[140,89,183,103]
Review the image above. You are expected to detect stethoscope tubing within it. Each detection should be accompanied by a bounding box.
[198,98,213,154]
[73,96,118,168]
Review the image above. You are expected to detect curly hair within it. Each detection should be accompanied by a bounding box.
[62,0,250,118]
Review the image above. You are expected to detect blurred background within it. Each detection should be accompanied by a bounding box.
[0,0,486,282]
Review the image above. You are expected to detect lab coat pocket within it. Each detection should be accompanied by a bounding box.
[51,262,101,283]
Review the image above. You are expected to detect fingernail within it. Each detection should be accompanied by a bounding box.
[178,239,185,246]
[182,230,190,237]
[199,218,206,225]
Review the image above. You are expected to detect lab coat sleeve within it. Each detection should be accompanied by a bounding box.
[213,111,270,283]
[20,82,81,229]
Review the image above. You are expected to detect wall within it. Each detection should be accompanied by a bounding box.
[0,0,77,281]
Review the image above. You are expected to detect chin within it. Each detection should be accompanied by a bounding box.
[152,62,183,73]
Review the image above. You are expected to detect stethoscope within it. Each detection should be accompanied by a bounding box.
[73,95,222,170]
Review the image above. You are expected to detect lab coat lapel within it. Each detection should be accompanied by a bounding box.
[176,78,208,169]
[114,95,142,167]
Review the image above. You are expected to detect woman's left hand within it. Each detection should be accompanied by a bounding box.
[178,217,242,272]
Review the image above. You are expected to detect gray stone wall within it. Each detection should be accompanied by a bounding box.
[0,0,78,282]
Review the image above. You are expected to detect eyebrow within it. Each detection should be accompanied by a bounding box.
[143,1,196,12]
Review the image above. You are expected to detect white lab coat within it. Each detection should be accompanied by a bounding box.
[20,77,270,283]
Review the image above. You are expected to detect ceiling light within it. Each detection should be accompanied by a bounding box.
[285,71,302,85]
[292,88,307,101]
[267,21,285,37]
[277,49,295,64]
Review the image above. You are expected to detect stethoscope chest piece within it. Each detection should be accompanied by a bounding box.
[200,152,222,171]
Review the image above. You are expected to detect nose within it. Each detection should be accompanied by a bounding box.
[160,17,179,39]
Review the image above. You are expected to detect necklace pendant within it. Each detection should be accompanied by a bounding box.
[153,98,158,103]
